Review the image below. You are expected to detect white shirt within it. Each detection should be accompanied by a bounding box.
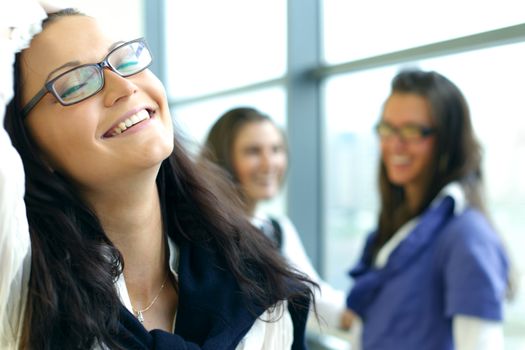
[1,3,45,348]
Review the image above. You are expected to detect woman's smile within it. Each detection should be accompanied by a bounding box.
[103,108,154,138]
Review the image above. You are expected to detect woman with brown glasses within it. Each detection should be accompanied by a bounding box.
[343,69,509,350]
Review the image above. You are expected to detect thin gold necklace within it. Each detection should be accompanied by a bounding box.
[131,274,168,324]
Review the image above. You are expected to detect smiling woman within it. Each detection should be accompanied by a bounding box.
[344,69,510,350]
[1,7,314,350]
[202,107,347,332]
[378,92,437,210]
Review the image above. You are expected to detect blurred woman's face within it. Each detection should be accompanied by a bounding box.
[380,92,436,197]
[232,120,287,204]
[20,15,174,195]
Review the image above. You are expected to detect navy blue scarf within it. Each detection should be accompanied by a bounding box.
[112,238,310,349]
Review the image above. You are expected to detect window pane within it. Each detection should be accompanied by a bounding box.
[323,43,525,347]
[172,87,286,144]
[323,67,394,292]
[165,1,287,100]
[322,0,525,64]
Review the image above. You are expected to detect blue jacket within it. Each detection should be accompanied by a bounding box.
[346,196,508,350]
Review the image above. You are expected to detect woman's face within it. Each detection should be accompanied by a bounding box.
[232,120,287,203]
[21,15,174,194]
[380,92,436,196]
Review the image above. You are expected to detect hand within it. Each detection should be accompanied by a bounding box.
[339,308,356,331]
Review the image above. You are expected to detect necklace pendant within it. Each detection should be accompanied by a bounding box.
[131,273,168,325]
[137,310,144,323]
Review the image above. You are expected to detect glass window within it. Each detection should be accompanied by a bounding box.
[165,1,287,100]
[323,66,395,290]
[322,0,525,64]
[172,87,286,144]
[323,42,525,348]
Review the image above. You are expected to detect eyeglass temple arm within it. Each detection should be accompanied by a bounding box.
[21,87,48,118]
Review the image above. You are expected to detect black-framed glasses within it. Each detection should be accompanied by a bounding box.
[375,121,435,142]
[21,38,152,118]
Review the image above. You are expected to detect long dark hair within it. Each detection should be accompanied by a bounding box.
[4,10,313,349]
[373,69,484,256]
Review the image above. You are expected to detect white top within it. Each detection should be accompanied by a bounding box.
[0,5,293,348]
[348,183,503,350]
[1,2,46,348]
[252,213,347,330]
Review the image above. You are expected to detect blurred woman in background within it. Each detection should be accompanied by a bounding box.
[204,106,347,330]
[344,69,509,350]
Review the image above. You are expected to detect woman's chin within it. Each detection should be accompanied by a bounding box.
[256,189,280,202]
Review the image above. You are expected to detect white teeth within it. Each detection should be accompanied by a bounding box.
[254,175,279,185]
[110,109,150,136]
[390,155,410,165]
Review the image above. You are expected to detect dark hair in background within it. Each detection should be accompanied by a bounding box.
[373,69,485,257]
[4,10,313,349]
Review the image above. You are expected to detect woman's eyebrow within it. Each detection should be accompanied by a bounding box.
[108,40,125,51]
[44,42,124,81]
[46,61,82,81]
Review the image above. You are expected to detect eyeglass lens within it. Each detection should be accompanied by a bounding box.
[376,122,432,141]
[51,40,151,105]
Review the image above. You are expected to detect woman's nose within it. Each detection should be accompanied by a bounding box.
[259,151,272,170]
[102,69,138,106]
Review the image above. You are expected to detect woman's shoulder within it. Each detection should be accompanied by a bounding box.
[441,207,497,243]
[436,207,507,267]
[435,208,508,321]
[433,183,496,244]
